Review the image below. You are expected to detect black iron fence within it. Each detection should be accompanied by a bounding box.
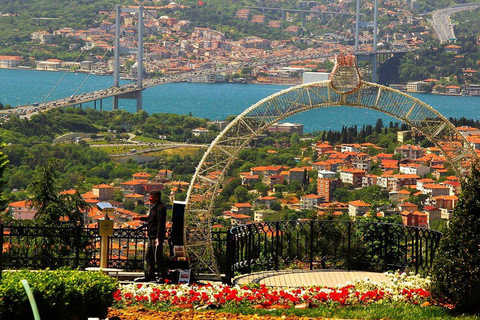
[0,224,99,270]
[0,220,442,278]
[0,223,229,274]
[225,220,442,280]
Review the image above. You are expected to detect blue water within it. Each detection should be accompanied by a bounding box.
[1,68,480,132]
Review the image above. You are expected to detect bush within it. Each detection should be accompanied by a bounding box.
[431,165,480,313]
[0,269,118,320]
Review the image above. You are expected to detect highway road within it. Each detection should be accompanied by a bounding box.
[429,3,480,44]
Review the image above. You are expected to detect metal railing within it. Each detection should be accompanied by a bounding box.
[225,220,442,280]
[0,220,442,279]
[0,224,99,270]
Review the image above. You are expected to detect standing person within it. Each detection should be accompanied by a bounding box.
[134,190,168,282]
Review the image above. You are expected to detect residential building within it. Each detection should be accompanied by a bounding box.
[401,211,428,228]
[388,174,419,191]
[380,159,399,172]
[445,85,461,95]
[231,203,253,215]
[351,153,372,172]
[406,81,426,93]
[444,44,462,54]
[397,130,411,143]
[348,200,371,217]
[399,163,430,177]
[251,165,285,177]
[433,195,457,211]
[362,174,379,188]
[317,178,340,202]
[422,184,450,197]
[340,144,363,153]
[300,194,324,210]
[395,145,423,159]
[120,180,145,194]
[389,189,411,202]
[312,161,333,172]
[92,184,114,201]
[288,167,308,184]
[317,202,349,215]
[0,55,22,68]
[124,193,145,206]
[36,59,62,71]
[398,202,418,213]
[132,172,151,180]
[192,127,209,136]
[263,174,285,187]
[222,212,251,226]
[340,168,366,187]
[254,209,275,222]
[241,174,260,186]
[268,122,303,134]
[255,196,278,209]
[318,170,336,179]
[31,30,54,44]
[6,200,37,220]
[416,178,436,193]
[156,169,173,181]
[313,141,334,156]
[423,206,442,223]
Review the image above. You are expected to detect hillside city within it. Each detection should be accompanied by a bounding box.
[7,120,480,234]
[4,1,480,318]
[1,0,480,94]
[2,0,480,257]
[0,1,480,238]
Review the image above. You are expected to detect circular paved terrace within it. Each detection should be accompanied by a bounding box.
[233,270,392,288]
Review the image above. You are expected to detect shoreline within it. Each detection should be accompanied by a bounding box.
[1,67,479,96]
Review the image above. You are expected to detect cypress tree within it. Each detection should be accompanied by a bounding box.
[431,164,480,312]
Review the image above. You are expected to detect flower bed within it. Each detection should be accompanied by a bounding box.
[113,272,433,310]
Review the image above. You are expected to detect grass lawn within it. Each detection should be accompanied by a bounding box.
[109,304,480,320]
[132,135,169,143]
[218,304,480,319]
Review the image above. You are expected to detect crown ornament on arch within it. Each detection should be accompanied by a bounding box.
[330,53,362,94]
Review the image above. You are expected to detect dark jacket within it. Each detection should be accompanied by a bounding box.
[141,202,167,240]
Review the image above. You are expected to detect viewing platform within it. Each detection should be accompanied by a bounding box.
[233,269,392,288]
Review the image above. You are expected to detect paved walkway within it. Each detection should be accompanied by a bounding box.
[233,269,392,288]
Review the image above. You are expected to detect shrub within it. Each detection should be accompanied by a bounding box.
[431,165,480,313]
[0,269,118,320]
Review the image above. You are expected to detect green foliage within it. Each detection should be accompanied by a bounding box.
[28,159,90,224]
[0,143,10,211]
[350,215,405,272]
[431,165,480,313]
[0,269,118,320]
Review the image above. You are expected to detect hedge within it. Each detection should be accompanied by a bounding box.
[0,269,118,320]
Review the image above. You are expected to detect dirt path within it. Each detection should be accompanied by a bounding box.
[107,307,331,320]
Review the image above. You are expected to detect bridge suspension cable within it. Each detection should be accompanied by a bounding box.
[41,7,124,103]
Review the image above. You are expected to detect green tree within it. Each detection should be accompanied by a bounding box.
[431,165,480,313]
[28,159,89,224]
[0,143,9,212]
[233,185,249,203]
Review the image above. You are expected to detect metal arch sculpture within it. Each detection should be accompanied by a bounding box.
[184,53,478,277]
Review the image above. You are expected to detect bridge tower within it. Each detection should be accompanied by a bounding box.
[354,0,378,82]
[113,5,144,111]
